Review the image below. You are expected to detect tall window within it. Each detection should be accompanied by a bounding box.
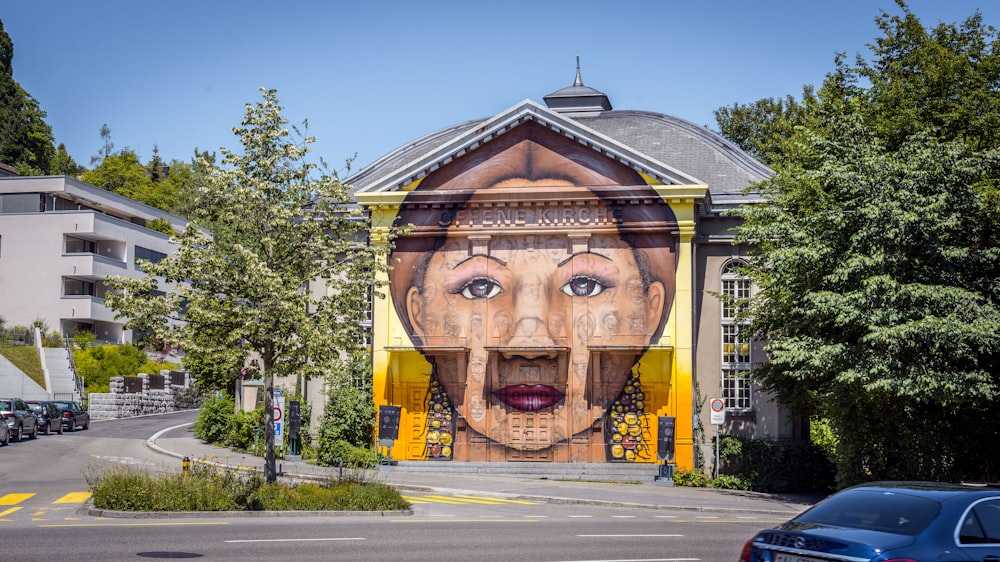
[721,260,752,410]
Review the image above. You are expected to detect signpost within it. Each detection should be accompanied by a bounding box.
[273,393,285,442]
[709,398,726,478]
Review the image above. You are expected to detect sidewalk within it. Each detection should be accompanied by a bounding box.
[148,421,823,517]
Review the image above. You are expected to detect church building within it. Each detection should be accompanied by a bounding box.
[348,65,796,470]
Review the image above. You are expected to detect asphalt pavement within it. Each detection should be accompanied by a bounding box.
[146,418,824,517]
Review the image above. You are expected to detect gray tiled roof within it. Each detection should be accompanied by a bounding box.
[345,106,770,205]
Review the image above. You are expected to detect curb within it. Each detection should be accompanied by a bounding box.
[144,425,810,518]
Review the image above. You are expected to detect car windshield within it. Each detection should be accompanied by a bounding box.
[796,489,941,536]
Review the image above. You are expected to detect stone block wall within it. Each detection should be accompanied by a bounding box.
[89,370,198,420]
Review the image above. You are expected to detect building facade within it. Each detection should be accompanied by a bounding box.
[349,74,799,469]
[0,175,187,344]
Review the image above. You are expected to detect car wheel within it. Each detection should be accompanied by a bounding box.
[1,428,8,446]
[12,424,21,442]
[28,422,37,439]
[68,420,76,432]
[83,419,89,430]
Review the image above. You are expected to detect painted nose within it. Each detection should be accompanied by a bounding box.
[505,272,557,358]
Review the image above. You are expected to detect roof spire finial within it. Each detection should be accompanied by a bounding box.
[574,52,583,87]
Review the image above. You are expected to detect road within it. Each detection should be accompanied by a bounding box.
[0,412,775,561]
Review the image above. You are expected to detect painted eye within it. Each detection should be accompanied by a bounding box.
[460,277,502,299]
[561,276,606,297]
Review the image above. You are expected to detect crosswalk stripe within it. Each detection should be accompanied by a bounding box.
[54,492,92,504]
[0,493,34,505]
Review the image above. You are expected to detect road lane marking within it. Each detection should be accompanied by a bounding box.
[0,493,34,505]
[0,507,22,518]
[39,522,229,528]
[392,519,539,523]
[54,492,92,504]
[578,534,685,537]
[225,538,365,543]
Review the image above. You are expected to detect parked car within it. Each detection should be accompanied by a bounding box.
[0,397,38,441]
[0,413,8,446]
[740,481,1000,562]
[26,400,63,435]
[51,401,90,432]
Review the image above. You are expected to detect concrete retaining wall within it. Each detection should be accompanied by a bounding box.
[88,370,197,420]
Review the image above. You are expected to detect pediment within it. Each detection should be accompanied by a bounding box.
[353,100,703,195]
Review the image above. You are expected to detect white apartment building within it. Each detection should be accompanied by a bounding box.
[0,175,187,343]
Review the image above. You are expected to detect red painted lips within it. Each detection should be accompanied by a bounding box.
[493,384,565,411]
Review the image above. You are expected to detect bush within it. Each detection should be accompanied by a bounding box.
[193,394,235,445]
[673,468,710,487]
[317,439,377,469]
[74,343,179,394]
[718,434,835,493]
[86,463,409,512]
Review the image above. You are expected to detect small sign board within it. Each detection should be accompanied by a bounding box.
[710,397,726,425]
[273,393,285,440]
[379,405,401,441]
[657,416,676,461]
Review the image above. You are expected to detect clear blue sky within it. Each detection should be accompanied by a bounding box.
[4,1,996,176]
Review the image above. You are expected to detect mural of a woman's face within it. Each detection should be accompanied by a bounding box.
[405,187,667,446]
[390,124,676,455]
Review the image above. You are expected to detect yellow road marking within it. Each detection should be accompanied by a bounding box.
[426,495,503,505]
[0,493,34,505]
[454,495,537,505]
[402,496,466,505]
[54,492,92,504]
[0,507,22,518]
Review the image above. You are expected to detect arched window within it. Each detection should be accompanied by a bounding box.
[721,260,752,410]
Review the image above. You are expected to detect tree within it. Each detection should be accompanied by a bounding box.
[51,143,83,176]
[729,2,1000,486]
[81,148,153,200]
[90,123,114,166]
[0,19,56,174]
[713,90,814,168]
[104,87,398,482]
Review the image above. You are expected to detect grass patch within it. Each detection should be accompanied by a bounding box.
[86,463,410,512]
[0,344,44,388]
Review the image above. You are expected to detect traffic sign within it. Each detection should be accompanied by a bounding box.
[273,394,285,439]
[709,397,726,425]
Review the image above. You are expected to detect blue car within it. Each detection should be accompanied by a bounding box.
[740,481,1000,562]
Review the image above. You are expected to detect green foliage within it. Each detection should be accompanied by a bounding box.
[318,352,375,449]
[226,406,267,453]
[725,2,1000,486]
[81,149,153,200]
[146,218,174,235]
[192,394,235,445]
[673,468,710,487]
[71,330,95,350]
[316,439,378,469]
[73,344,178,395]
[87,462,408,512]
[0,20,56,175]
[0,343,43,387]
[103,90,401,479]
[718,435,835,493]
[41,331,62,348]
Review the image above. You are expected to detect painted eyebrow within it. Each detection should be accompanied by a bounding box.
[453,254,508,268]
[557,251,613,268]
